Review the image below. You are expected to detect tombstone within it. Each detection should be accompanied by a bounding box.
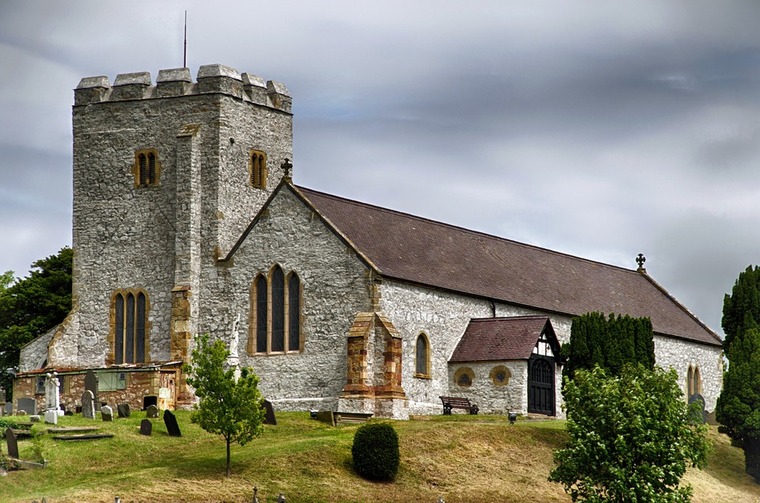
[84,370,100,411]
[688,393,707,424]
[3,403,10,416]
[30,415,41,423]
[17,397,36,415]
[140,419,152,436]
[101,405,113,421]
[45,372,61,415]
[117,403,131,418]
[82,390,95,419]
[263,400,277,426]
[5,428,18,459]
[44,410,58,425]
[146,404,159,419]
[163,410,182,437]
[0,387,6,414]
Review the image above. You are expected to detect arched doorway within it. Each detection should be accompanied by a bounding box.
[528,356,555,415]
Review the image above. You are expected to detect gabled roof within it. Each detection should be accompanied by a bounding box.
[293,185,721,347]
[450,316,557,362]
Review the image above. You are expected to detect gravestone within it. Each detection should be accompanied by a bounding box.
[146,404,159,419]
[140,419,152,436]
[4,403,12,416]
[44,410,58,425]
[0,387,6,415]
[84,370,100,412]
[117,403,131,418]
[17,397,36,415]
[82,390,95,419]
[163,410,182,437]
[5,428,18,459]
[45,373,61,416]
[688,393,707,424]
[101,405,113,421]
[263,400,277,426]
[30,415,41,423]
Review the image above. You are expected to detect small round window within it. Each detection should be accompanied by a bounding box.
[454,367,475,388]
[490,365,511,386]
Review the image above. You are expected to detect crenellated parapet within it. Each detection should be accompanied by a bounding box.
[74,64,291,113]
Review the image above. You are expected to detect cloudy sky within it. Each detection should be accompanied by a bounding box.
[2,1,760,337]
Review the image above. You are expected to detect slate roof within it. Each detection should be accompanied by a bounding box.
[289,185,722,347]
[450,316,556,362]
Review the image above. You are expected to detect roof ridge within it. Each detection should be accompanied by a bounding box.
[296,185,640,276]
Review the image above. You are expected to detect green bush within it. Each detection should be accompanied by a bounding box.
[351,422,400,481]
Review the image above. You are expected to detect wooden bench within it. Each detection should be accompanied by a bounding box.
[439,396,479,415]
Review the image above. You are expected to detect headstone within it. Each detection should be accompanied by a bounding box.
[45,372,61,415]
[163,410,182,437]
[263,399,277,425]
[140,419,152,436]
[44,410,58,425]
[101,405,113,421]
[5,428,18,459]
[117,403,131,418]
[688,393,707,424]
[84,370,100,411]
[3,403,10,416]
[30,415,41,423]
[17,397,36,415]
[146,404,159,419]
[82,390,95,419]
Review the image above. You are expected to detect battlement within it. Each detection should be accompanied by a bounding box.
[74,64,291,113]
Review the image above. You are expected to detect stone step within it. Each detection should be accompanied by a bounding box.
[52,433,114,441]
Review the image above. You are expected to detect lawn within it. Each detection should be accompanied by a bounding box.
[1,412,759,502]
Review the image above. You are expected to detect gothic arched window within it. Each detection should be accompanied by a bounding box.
[249,150,267,189]
[249,265,303,355]
[134,149,160,186]
[112,289,149,364]
[415,333,430,378]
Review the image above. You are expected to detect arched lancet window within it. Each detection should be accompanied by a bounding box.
[250,150,267,189]
[112,289,149,364]
[134,149,160,187]
[138,153,148,186]
[688,365,702,398]
[415,333,430,377]
[250,265,303,355]
[288,273,301,352]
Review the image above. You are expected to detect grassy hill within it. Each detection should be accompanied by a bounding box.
[2,411,759,502]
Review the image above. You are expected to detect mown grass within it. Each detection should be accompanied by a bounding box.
[1,412,759,502]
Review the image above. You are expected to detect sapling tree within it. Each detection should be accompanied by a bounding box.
[185,334,265,477]
[550,365,709,502]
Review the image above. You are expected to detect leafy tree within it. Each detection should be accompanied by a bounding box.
[184,334,265,477]
[562,312,654,383]
[716,265,760,480]
[0,248,73,397]
[550,365,709,502]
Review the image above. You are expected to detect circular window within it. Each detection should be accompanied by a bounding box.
[454,367,475,388]
[490,365,511,386]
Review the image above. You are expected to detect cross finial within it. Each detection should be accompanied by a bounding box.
[281,158,293,182]
[636,253,646,272]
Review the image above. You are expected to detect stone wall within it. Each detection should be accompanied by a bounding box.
[204,186,372,411]
[446,361,527,415]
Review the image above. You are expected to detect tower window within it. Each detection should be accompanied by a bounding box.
[134,149,160,187]
[250,150,267,189]
[111,289,150,364]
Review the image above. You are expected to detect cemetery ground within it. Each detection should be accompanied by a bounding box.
[2,412,760,503]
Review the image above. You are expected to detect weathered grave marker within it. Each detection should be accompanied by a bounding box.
[17,397,36,415]
[45,373,61,416]
[4,403,12,416]
[84,370,100,411]
[263,399,277,425]
[163,410,182,437]
[5,428,18,459]
[117,403,131,418]
[82,390,95,419]
[44,410,58,425]
[146,404,159,419]
[140,419,152,436]
[101,405,113,421]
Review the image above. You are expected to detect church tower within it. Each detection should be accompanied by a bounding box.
[53,65,292,398]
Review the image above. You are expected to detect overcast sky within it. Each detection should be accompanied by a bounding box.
[3,1,760,338]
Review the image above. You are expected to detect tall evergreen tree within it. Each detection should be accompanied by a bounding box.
[716,265,760,481]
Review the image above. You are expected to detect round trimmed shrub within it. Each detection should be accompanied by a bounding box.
[351,422,400,481]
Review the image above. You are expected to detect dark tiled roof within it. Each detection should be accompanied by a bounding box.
[450,316,553,362]
[293,185,722,347]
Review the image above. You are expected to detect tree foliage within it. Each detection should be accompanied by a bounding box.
[562,312,654,383]
[0,248,73,396]
[550,365,709,503]
[184,334,265,477]
[716,265,760,480]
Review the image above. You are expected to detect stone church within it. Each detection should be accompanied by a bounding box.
[14,64,723,420]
